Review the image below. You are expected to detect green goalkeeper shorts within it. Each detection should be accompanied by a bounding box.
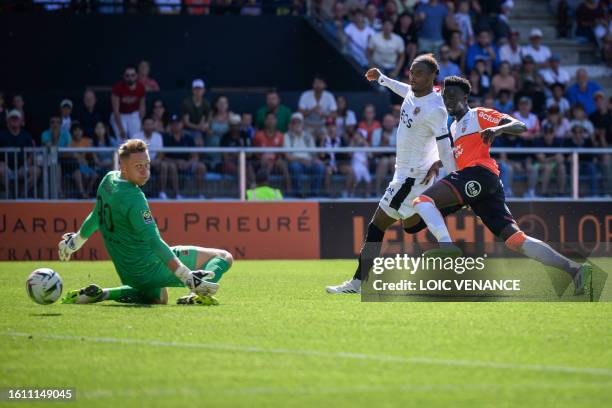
[130,245,202,301]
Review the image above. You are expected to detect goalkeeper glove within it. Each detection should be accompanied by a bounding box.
[58,232,87,262]
[174,264,218,295]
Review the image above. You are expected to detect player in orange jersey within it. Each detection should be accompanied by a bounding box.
[411,76,591,294]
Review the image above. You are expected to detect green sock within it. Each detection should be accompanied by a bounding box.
[202,257,231,283]
[105,285,146,303]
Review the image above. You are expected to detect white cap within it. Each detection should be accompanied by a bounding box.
[229,113,241,125]
[291,112,304,122]
[60,99,73,108]
[529,28,543,38]
[192,79,205,89]
[7,109,22,119]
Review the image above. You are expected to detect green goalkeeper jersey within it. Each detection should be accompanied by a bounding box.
[78,171,175,288]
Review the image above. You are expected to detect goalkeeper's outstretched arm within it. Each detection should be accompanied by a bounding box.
[58,202,100,261]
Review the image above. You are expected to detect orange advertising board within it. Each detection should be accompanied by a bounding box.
[0,202,320,260]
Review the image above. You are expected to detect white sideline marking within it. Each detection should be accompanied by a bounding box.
[3,331,612,377]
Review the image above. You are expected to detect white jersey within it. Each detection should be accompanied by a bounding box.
[394,86,449,180]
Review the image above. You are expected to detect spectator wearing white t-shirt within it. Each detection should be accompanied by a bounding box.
[539,54,571,87]
[133,116,169,198]
[334,95,357,138]
[513,96,541,142]
[344,9,376,67]
[368,19,405,78]
[499,30,523,69]
[298,76,338,133]
[521,28,552,69]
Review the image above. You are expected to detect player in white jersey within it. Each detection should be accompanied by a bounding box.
[326,54,459,294]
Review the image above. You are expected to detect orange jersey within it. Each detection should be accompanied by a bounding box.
[450,107,506,176]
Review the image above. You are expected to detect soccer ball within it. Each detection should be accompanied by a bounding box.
[26,268,63,305]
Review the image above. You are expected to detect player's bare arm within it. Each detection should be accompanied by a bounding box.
[481,117,527,144]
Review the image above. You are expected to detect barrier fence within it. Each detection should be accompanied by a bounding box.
[1,146,612,200]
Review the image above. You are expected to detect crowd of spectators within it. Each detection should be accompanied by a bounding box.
[319,0,612,197]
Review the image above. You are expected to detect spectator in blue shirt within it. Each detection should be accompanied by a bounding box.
[494,90,514,114]
[415,0,451,52]
[565,68,602,115]
[436,45,461,83]
[465,29,499,73]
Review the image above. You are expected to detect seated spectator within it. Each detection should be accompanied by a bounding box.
[466,29,499,73]
[575,0,605,44]
[283,112,324,197]
[382,0,399,25]
[350,129,372,197]
[468,69,485,100]
[437,45,461,83]
[133,116,168,198]
[448,30,466,72]
[546,82,571,115]
[207,95,231,171]
[0,92,6,130]
[453,1,474,44]
[92,121,114,176]
[483,95,496,109]
[79,89,104,138]
[181,79,210,144]
[499,30,523,69]
[220,113,249,177]
[569,104,595,139]
[298,76,337,134]
[566,123,598,196]
[324,1,349,44]
[318,118,354,197]
[335,95,357,138]
[371,113,396,196]
[492,130,525,197]
[394,11,418,67]
[368,19,405,78]
[365,2,382,31]
[240,113,255,143]
[345,9,376,67]
[589,92,612,194]
[358,103,382,143]
[566,68,603,115]
[240,0,262,16]
[516,79,547,117]
[0,110,39,197]
[60,99,73,134]
[494,89,514,114]
[492,61,517,96]
[540,54,571,87]
[138,60,160,92]
[69,122,98,199]
[151,99,168,134]
[111,65,145,140]
[246,169,283,200]
[42,115,73,199]
[529,123,566,196]
[474,58,492,96]
[252,112,290,192]
[12,94,26,127]
[255,90,292,133]
[513,96,541,144]
[163,115,207,199]
[415,0,451,52]
[542,105,572,140]
[521,29,552,69]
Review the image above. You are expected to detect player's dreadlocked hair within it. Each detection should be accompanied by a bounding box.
[118,139,148,162]
[443,76,472,95]
[413,53,440,75]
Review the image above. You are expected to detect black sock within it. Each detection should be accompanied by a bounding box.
[353,223,385,281]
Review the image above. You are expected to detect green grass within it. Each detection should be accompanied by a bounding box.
[1,260,611,408]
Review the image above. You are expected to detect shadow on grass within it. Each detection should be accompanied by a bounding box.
[100,304,153,308]
[29,313,62,317]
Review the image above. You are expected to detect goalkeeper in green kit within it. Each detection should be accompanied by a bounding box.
[58,139,233,306]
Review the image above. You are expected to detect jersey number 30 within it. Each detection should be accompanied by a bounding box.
[97,196,114,232]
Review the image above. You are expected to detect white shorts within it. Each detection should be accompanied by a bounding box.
[352,162,371,184]
[378,174,434,220]
[110,112,142,139]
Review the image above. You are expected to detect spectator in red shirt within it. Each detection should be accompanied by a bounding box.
[110,65,146,141]
[138,60,160,92]
[357,103,381,143]
[252,112,289,192]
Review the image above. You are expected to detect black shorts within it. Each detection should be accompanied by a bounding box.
[440,166,517,237]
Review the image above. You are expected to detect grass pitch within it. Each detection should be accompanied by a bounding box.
[1,260,611,408]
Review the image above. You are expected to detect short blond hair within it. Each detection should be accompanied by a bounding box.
[118,139,148,162]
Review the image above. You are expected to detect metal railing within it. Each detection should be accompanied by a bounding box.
[2,146,612,201]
